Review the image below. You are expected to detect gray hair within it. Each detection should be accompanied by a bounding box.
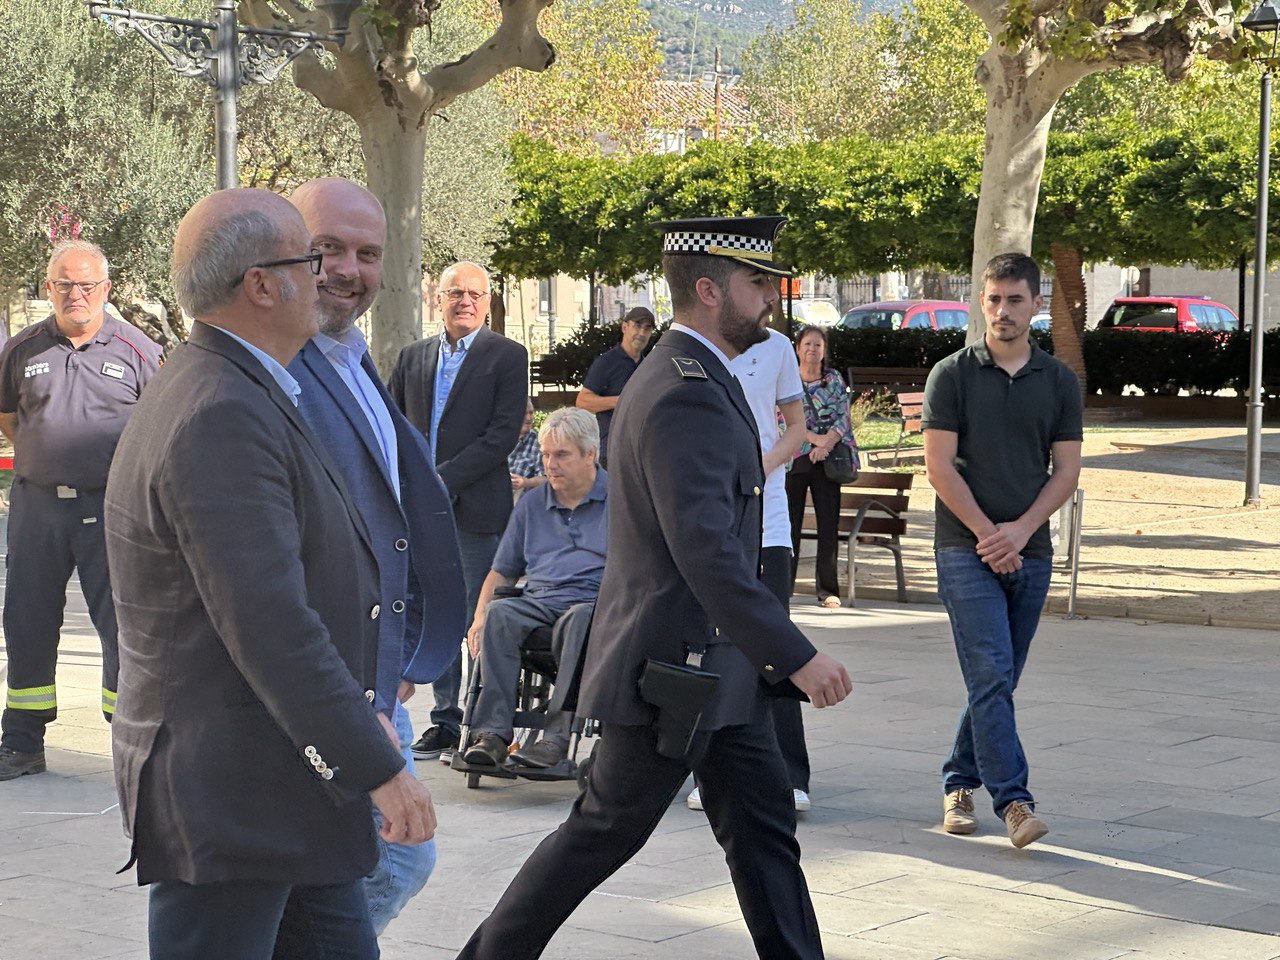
[171,209,284,317]
[439,260,491,290]
[538,407,599,459]
[48,240,109,277]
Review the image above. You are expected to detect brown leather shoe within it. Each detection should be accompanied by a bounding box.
[1004,800,1049,848]
[462,732,509,767]
[943,788,977,835]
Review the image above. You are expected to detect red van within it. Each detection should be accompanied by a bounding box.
[838,300,969,331]
[1097,296,1240,332]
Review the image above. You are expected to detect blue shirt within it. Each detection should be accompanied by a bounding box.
[431,327,481,457]
[492,468,608,608]
[582,344,640,458]
[313,329,400,502]
[208,324,300,406]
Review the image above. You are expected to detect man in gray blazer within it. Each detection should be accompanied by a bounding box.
[287,177,466,933]
[105,189,435,959]
[389,268,528,762]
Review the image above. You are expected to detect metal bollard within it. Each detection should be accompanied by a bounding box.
[1066,488,1084,619]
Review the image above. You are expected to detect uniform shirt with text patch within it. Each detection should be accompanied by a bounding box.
[0,312,163,488]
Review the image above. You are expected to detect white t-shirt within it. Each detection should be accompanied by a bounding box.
[728,328,803,549]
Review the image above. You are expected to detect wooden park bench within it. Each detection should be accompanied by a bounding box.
[892,392,925,465]
[848,366,930,396]
[801,470,912,607]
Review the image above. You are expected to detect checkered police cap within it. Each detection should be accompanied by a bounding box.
[655,216,790,277]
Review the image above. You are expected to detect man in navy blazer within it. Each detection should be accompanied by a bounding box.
[287,179,466,934]
[389,263,528,762]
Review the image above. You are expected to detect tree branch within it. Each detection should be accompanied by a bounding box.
[422,0,557,109]
[962,0,1007,38]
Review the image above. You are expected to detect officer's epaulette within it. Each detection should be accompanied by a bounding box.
[672,357,707,380]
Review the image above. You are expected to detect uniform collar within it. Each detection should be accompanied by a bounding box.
[669,322,732,372]
[42,310,115,346]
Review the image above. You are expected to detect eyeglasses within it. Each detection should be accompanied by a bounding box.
[443,288,490,302]
[233,250,324,287]
[48,279,108,297]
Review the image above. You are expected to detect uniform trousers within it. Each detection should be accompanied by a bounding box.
[2,479,118,751]
[456,707,824,960]
[762,545,811,793]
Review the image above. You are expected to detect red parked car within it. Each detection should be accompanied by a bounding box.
[838,299,969,331]
[1097,296,1240,332]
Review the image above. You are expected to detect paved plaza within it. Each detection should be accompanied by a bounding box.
[3,581,1280,959]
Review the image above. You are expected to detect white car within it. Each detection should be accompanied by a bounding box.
[787,299,841,326]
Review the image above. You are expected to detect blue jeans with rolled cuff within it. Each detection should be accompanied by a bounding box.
[937,547,1052,818]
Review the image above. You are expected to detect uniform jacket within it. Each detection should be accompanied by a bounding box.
[104,323,405,886]
[388,325,528,535]
[578,330,818,731]
[290,339,466,708]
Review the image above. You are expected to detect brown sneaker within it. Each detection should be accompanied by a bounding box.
[943,788,977,834]
[1004,800,1049,848]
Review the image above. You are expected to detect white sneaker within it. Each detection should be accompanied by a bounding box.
[686,787,703,811]
[793,789,811,812]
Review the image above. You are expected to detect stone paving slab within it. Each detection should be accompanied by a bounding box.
[3,587,1280,958]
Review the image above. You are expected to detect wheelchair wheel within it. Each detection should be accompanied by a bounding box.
[466,772,482,789]
[574,753,593,794]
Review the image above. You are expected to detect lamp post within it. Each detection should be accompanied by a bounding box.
[1242,0,1280,506]
[86,0,361,191]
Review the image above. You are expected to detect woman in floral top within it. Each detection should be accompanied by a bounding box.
[786,324,859,607]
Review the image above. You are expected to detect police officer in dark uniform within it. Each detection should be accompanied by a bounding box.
[457,217,853,960]
[0,240,162,780]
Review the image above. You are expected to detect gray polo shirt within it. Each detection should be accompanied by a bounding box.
[922,340,1082,559]
[0,312,163,488]
[492,468,608,608]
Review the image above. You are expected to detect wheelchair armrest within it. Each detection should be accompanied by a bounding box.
[492,584,525,600]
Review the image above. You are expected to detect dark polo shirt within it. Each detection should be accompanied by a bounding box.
[582,344,640,460]
[922,339,1082,558]
[0,312,162,488]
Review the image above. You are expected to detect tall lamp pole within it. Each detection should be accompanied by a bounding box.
[1243,0,1279,506]
[85,0,361,190]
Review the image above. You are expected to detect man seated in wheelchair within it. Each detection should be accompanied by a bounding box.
[462,407,608,770]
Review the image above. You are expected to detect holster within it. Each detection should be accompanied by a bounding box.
[638,658,719,761]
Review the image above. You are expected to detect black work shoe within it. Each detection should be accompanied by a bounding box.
[463,733,510,767]
[0,746,46,781]
[409,726,459,761]
[511,739,568,769]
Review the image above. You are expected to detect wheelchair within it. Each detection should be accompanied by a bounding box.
[450,587,598,791]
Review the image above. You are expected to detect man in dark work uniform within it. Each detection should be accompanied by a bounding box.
[457,217,853,960]
[0,240,162,780]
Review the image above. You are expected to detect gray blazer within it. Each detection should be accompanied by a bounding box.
[104,323,405,886]
[577,330,817,731]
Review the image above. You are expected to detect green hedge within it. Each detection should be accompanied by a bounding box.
[537,326,1280,397]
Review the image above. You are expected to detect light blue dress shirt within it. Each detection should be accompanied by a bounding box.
[207,323,301,406]
[313,329,401,502]
[430,326,481,458]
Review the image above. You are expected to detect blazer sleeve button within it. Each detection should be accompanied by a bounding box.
[391,600,406,614]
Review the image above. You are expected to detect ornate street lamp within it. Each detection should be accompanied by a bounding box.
[85,0,361,190]
[1242,0,1280,506]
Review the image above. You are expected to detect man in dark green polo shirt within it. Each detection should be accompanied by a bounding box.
[922,252,1082,849]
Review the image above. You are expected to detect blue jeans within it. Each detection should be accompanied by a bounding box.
[366,701,436,934]
[430,530,500,733]
[149,876,376,960]
[937,548,1052,818]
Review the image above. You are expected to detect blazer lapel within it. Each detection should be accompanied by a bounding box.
[420,336,441,424]
[189,324,377,556]
[300,341,396,493]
